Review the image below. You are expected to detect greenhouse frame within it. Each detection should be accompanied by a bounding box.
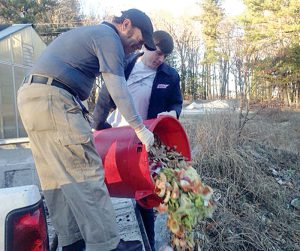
[0,24,46,139]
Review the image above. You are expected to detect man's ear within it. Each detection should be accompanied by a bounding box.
[122,19,132,31]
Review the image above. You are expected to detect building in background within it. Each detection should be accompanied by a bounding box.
[0,24,46,139]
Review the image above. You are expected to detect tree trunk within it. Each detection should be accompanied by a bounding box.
[207,64,212,100]
[181,65,186,97]
[238,65,249,137]
[283,84,290,107]
[296,83,299,108]
[213,64,216,99]
[234,73,238,99]
[202,65,206,99]
[226,60,230,99]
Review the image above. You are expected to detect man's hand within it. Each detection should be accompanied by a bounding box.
[157,110,177,118]
[135,126,154,152]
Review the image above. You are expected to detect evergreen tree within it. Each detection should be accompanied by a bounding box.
[197,0,224,99]
[0,0,56,23]
[0,0,83,43]
[241,0,300,106]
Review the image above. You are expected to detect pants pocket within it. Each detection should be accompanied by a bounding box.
[17,90,55,132]
[62,134,102,182]
[59,102,101,181]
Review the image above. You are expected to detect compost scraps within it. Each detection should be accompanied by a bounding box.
[149,139,215,250]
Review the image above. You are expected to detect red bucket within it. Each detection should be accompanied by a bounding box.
[93,116,191,208]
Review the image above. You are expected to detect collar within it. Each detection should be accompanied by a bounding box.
[101,21,119,35]
[125,52,173,79]
[156,62,170,74]
[135,53,170,74]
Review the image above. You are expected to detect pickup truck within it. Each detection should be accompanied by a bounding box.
[0,184,152,251]
[0,185,48,251]
[0,140,151,251]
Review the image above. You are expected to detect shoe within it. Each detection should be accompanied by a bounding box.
[112,239,143,251]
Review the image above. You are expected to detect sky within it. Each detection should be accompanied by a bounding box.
[81,0,246,18]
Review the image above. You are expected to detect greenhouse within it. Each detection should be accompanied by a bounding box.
[0,24,46,139]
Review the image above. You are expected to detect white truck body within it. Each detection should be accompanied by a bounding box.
[0,185,47,251]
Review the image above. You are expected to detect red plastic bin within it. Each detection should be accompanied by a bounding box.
[93,116,191,208]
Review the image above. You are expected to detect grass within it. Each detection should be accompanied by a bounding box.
[179,108,300,251]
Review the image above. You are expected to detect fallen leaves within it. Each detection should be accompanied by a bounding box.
[149,139,216,250]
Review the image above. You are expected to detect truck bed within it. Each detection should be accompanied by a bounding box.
[0,142,151,251]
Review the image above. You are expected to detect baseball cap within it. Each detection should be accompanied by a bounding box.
[153,30,174,55]
[121,9,156,51]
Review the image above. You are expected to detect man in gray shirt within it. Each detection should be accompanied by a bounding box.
[17,9,155,251]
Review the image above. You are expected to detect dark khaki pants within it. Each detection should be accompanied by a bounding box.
[17,83,120,251]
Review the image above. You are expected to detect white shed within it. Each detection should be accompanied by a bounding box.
[0,24,46,139]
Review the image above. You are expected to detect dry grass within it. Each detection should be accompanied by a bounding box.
[180,109,300,251]
[243,109,300,155]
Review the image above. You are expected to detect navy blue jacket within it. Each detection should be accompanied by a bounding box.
[92,53,183,130]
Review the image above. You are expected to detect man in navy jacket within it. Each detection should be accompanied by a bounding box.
[93,30,182,130]
[92,30,182,251]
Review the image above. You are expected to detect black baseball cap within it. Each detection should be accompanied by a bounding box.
[121,9,156,51]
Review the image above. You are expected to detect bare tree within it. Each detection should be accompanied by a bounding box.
[152,14,203,100]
